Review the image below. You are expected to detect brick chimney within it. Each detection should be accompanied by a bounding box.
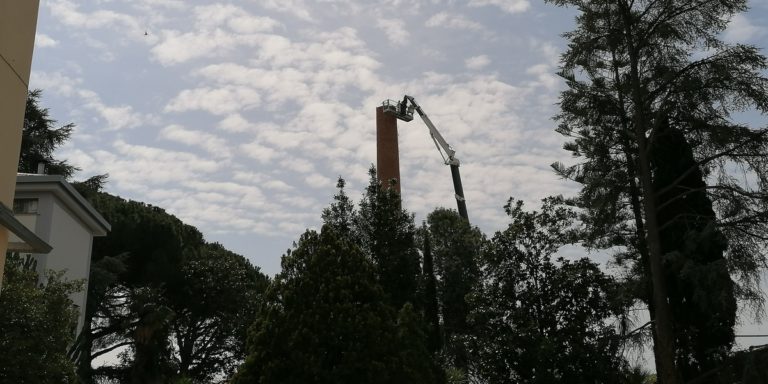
[376,106,401,193]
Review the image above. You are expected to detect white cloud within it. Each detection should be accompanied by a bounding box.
[259,0,313,21]
[526,63,559,90]
[465,55,491,70]
[29,71,81,95]
[134,0,186,9]
[305,173,335,189]
[35,34,58,48]
[82,141,222,189]
[264,180,294,191]
[159,124,231,158]
[49,0,142,31]
[240,140,280,163]
[280,158,315,174]
[723,14,765,43]
[468,0,531,14]
[218,114,254,133]
[426,12,484,30]
[78,90,144,131]
[165,86,262,115]
[151,29,256,66]
[193,4,281,33]
[376,18,410,46]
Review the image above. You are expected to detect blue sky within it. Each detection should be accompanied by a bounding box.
[28,0,768,366]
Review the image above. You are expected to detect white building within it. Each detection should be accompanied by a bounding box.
[10,174,110,335]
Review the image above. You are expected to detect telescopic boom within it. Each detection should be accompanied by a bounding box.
[382,95,469,222]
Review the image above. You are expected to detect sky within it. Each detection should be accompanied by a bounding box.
[27,0,768,366]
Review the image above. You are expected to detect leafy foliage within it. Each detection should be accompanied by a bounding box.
[0,253,82,383]
[467,198,628,383]
[234,227,435,384]
[422,208,482,369]
[168,243,269,382]
[68,189,268,383]
[354,167,421,310]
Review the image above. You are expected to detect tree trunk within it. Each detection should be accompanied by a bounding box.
[623,27,679,384]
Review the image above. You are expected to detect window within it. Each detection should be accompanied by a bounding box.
[13,198,38,214]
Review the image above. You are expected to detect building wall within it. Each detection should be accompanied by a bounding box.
[0,0,41,285]
[46,199,94,333]
[13,191,94,336]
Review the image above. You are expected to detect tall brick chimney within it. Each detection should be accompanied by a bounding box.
[376,106,401,193]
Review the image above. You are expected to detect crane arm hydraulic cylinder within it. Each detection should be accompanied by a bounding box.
[450,164,469,221]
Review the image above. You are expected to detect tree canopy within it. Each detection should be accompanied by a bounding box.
[0,253,82,384]
[467,197,629,384]
[19,90,78,178]
[234,226,435,384]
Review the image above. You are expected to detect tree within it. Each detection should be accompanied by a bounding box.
[651,122,737,378]
[234,227,435,384]
[321,177,356,241]
[422,208,482,370]
[547,0,768,380]
[419,223,442,354]
[354,167,421,310]
[0,253,82,383]
[69,188,269,384]
[467,198,628,384]
[19,89,78,178]
[167,243,269,382]
[69,191,201,382]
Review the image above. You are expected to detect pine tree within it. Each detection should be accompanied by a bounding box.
[423,208,482,370]
[19,90,78,178]
[355,167,421,310]
[234,227,435,384]
[547,0,768,380]
[420,223,442,354]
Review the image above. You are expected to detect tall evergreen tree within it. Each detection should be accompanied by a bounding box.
[423,208,482,370]
[651,122,737,377]
[547,0,768,380]
[19,90,78,178]
[420,223,442,354]
[321,177,356,241]
[234,227,435,384]
[355,167,421,310]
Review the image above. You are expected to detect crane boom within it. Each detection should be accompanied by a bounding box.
[386,95,469,222]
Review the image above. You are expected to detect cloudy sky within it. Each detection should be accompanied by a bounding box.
[30,0,767,279]
[26,0,768,364]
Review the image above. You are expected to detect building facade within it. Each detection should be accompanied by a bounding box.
[10,174,110,335]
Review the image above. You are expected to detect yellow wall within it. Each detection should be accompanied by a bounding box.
[0,0,40,287]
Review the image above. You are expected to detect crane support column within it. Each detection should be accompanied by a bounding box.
[450,164,468,221]
[376,106,401,193]
[0,0,41,289]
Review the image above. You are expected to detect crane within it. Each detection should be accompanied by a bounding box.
[381,95,469,222]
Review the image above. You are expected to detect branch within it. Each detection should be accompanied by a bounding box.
[91,341,133,361]
[623,320,654,338]
[654,130,768,198]
[657,184,768,211]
